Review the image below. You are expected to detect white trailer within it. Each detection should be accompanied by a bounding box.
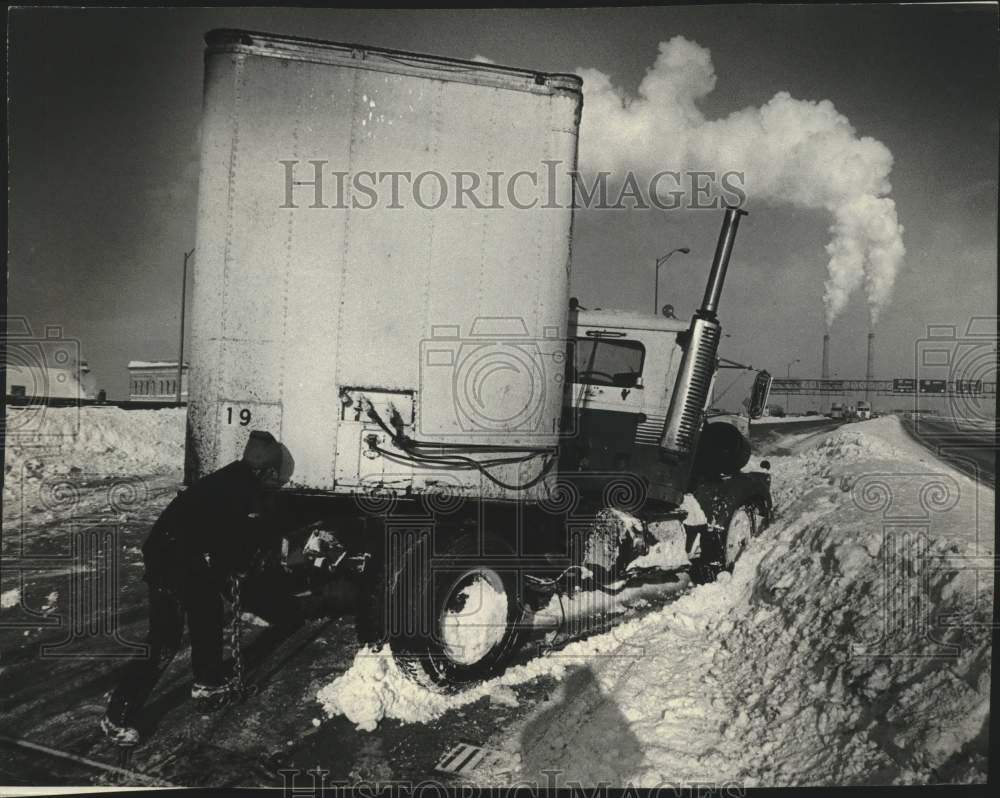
[187,29,582,503]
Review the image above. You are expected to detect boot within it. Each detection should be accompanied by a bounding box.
[190,676,242,712]
[100,713,141,747]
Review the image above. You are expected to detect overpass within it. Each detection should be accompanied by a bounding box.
[769,378,996,396]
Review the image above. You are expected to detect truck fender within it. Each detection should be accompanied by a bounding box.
[691,421,752,478]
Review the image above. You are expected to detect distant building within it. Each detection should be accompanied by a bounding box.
[128,361,189,402]
[6,359,97,401]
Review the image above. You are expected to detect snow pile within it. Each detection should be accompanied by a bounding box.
[3,407,185,517]
[317,590,702,733]
[319,417,992,785]
[479,417,993,786]
[679,492,707,526]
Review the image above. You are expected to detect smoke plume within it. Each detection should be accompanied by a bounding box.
[575,37,905,326]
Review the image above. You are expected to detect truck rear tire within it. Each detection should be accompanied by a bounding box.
[388,532,528,692]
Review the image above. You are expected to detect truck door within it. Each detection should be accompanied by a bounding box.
[567,330,646,471]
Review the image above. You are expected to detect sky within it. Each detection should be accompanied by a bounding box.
[7,4,998,406]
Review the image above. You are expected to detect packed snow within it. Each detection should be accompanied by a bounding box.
[317,416,992,785]
[441,575,510,665]
[3,406,185,520]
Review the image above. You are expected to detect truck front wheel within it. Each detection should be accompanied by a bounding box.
[721,503,758,567]
[700,501,763,574]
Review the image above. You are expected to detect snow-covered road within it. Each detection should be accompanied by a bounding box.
[2,409,992,787]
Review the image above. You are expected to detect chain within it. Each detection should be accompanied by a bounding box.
[230,572,245,695]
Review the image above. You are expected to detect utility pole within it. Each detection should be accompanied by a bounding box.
[176,248,194,405]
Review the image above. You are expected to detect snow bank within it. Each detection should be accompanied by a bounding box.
[318,417,992,786]
[3,407,185,517]
[480,416,993,785]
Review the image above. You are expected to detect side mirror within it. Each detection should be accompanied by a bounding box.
[748,370,773,420]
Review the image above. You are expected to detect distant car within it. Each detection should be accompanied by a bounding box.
[805,410,819,416]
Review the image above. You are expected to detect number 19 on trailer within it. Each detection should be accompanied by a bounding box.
[226,407,252,426]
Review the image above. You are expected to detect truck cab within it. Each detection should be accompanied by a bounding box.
[559,303,770,513]
[561,308,692,474]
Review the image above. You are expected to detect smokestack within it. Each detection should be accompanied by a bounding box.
[865,332,875,400]
[821,334,830,380]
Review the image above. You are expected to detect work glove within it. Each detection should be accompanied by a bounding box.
[310,547,370,576]
[303,526,371,577]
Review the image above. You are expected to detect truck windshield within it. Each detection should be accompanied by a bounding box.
[573,337,645,388]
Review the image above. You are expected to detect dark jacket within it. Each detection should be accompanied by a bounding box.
[142,460,279,590]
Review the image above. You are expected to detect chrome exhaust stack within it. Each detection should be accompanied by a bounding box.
[660,206,748,458]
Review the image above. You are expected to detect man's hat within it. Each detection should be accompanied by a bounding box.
[242,430,282,470]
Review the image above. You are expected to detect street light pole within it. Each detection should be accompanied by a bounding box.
[785,358,801,416]
[653,247,690,315]
[176,248,194,405]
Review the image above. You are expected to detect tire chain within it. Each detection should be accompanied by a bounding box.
[230,572,246,697]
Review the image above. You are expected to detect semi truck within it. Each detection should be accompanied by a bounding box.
[186,29,775,689]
